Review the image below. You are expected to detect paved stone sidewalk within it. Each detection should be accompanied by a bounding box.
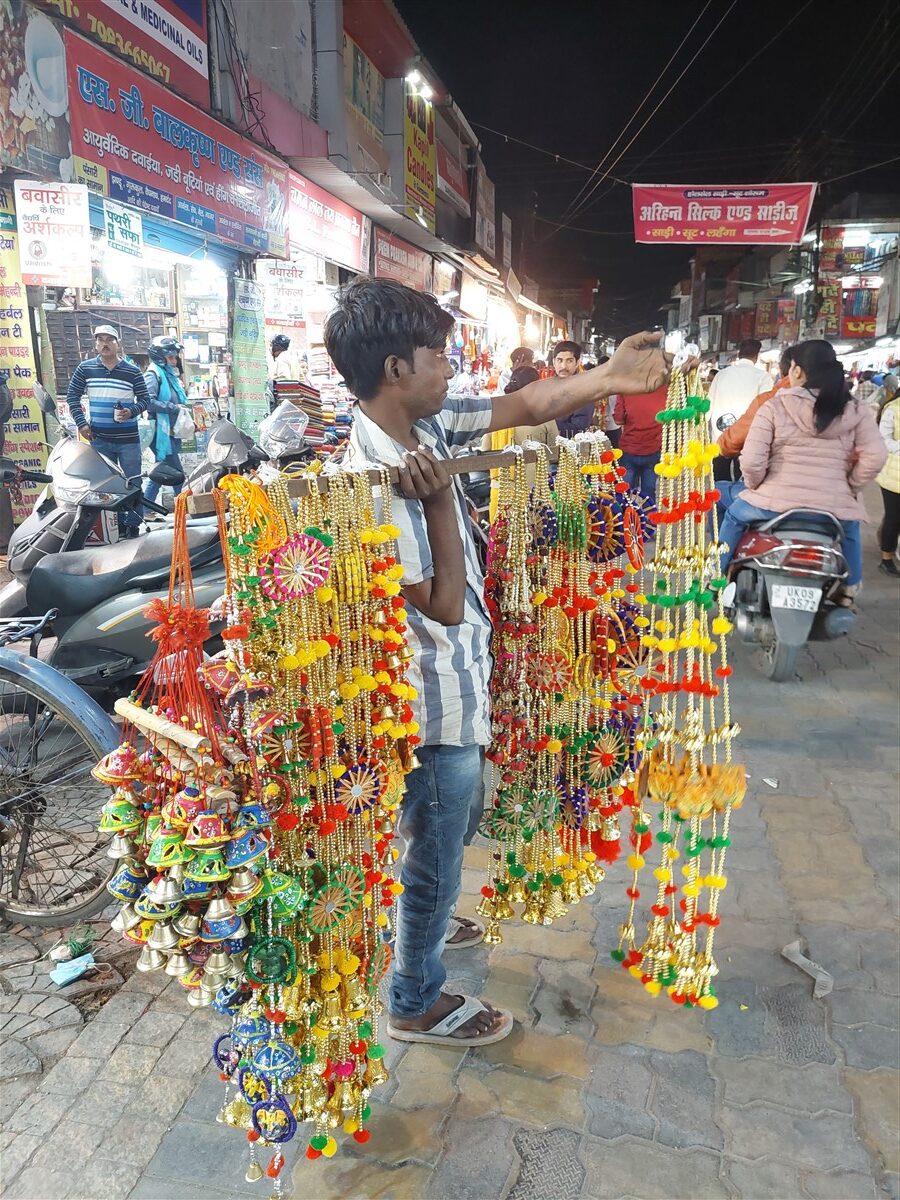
[1,547,897,1200]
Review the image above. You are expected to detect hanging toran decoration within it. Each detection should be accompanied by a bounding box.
[95,473,419,1188]
[476,432,656,939]
[613,366,746,1009]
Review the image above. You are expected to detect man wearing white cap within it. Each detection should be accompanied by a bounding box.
[66,325,151,537]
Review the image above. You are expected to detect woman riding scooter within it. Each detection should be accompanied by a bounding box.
[143,336,188,505]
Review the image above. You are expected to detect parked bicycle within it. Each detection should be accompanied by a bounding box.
[0,610,119,926]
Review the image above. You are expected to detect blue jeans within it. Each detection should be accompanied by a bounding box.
[720,495,862,585]
[92,437,143,533]
[620,452,660,497]
[143,450,184,503]
[389,744,485,1017]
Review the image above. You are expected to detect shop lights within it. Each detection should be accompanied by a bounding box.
[405,69,433,100]
[792,279,814,295]
[832,344,854,354]
[842,228,871,247]
[841,275,882,289]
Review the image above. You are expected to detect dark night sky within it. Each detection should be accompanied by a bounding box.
[394,0,900,334]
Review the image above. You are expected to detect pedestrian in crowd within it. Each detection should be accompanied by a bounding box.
[497,346,534,394]
[876,376,900,577]
[324,277,670,1048]
[708,338,772,482]
[852,369,879,408]
[614,383,667,496]
[715,345,797,512]
[143,336,187,506]
[502,363,559,488]
[270,334,296,382]
[553,340,593,438]
[66,325,150,538]
[719,340,886,601]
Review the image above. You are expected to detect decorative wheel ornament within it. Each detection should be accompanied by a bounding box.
[364,941,391,994]
[261,533,331,601]
[582,726,629,790]
[307,880,354,933]
[525,649,573,694]
[530,501,558,550]
[335,759,382,816]
[245,936,297,985]
[559,784,589,830]
[619,489,655,569]
[328,863,365,909]
[585,495,623,563]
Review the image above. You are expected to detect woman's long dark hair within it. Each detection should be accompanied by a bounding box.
[791,340,848,432]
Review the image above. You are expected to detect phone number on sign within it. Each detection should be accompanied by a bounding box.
[86,14,172,85]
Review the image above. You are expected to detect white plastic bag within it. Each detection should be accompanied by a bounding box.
[172,406,195,439]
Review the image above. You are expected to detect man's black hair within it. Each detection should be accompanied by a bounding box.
[553,340,582,360]
[738,338,762,360]
[324,277,455,401]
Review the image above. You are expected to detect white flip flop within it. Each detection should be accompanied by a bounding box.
[444,915,485,950]
[387,994,514,1048]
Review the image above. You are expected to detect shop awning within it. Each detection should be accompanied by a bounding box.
[516,294,554,318]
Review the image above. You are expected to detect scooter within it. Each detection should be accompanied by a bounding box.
[728,508,855,682]
[3,406,309,696]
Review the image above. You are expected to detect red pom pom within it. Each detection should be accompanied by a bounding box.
[353,1129,371,1143]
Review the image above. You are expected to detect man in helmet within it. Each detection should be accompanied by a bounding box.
[143,335,188,505]
[270,334,296,383]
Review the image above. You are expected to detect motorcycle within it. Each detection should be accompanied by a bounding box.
[727,508,855,682]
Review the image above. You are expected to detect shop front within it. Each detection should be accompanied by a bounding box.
[256,171,371,446]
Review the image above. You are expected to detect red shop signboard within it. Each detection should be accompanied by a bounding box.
[841,314,877,339]
[41,0,209,107]
[632,183,816,245]
[372,227,433,292]
[288,172,369,273]
[66,31,289,258]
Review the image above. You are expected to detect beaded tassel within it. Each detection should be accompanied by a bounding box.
[613,367,746,1009]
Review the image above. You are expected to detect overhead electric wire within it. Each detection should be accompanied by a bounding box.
[557,0,716,223]
[545,0,737,239]
[820,152,900,186]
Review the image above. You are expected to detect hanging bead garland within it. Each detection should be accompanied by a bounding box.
[613,367,746,1009]
[95,471,419,1187]
[478,434,656,940]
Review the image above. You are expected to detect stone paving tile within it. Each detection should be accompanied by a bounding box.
[842,1067,900,1175]
[425,1113,519,1200]
[717,1103,871,1173]
[579,1135,729,1199]
[508,1126,584,1200]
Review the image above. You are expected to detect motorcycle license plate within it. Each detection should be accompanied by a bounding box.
[770,584,819,612]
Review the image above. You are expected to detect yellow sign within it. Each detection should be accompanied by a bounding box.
[404,84,436,233]
[0,187,48,523]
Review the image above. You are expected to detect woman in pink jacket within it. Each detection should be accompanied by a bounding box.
[719,340,887,592]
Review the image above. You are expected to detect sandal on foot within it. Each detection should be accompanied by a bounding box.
[445,915,484,950]
[387,995,513,1048]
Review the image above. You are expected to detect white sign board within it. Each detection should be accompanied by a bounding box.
[103,198,143,258]
[13,181,92,287]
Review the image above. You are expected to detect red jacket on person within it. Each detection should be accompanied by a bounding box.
[614,386,667,456]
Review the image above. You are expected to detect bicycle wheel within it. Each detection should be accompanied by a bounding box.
[0,655,119,926]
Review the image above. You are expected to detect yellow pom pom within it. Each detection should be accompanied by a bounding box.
[282,654,299,670]
[644,979,662,996]
[626,854,645,871]
[712,617,733,635]
[628,964,643,978]
[331,763,346,780]
[339,683,360,701]
[389,882,404,895]
[315,586,334,603]
[376,913,389,928]
[322,1136,338,1158]
[546,738,563,753]
[319,971,341,992]
[343,1118,359,1135]
[407,720,420,735]
[532,591,548,604]
[653,867,672,883]
[357,674,378,690]
[698,994,719,1010]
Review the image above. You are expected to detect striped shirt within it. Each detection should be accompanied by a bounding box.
[342,396,494,747]
[66,356,150,444]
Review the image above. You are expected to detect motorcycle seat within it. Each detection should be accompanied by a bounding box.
[26,522,222,617]
[750,509,844,540]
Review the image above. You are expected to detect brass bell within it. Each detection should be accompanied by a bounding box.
[164,950,191,977]
[244,1159,263,1183]
[577,873,596,899]
[522,897,542,925]
[385,654,402,670]
[543,888,568,921]
[317,991,344,1031]
[475,894,496,919]
[148,921,180,952]
[136,945,166,972]
[562,878,580,905]
[406,754,421,772]
[343,976,368,1016]
[507,878,528,904]
[111,904,142,934]
[147,876,182,905]
[494,898,515,922]
[297,1075,328,1121]
[168,862,186,884]
[205,896,237,921]
[379,705,396,722]
[106,834,137,860]
[363,1055,389,1089]
[187,984,215,1008]
[204,950,232,976]
[173,912,201,938]
[481,920,503,945]
[586,862,606,886]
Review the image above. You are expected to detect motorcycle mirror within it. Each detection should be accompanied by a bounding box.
[149,462,186,486]
[32,382,58,416]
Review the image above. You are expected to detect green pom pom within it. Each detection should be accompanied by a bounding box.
[367,1044,385,1060]
[610,949,626,962]
[358,1021,373,1039]
[310,1134,328,1151]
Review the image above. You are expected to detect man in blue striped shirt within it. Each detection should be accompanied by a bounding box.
[66,325,150,536]
[325,279,670,1048]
